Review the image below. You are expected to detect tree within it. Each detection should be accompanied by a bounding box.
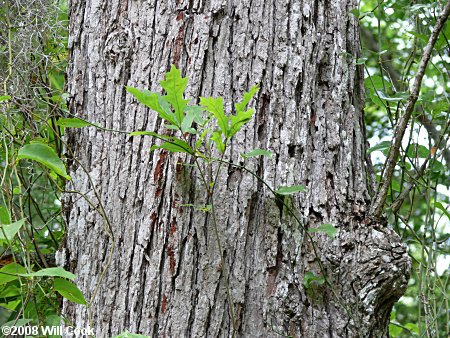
[61,0,422,336]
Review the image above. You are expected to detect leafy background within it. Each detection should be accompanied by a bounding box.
[0,0,448,337]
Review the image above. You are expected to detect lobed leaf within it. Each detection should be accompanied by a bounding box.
[235,85,259,114]
[211,131,225,154]
[229,108,255,137]
[200,96,229,137]
[159,65,190,125]
[126,87,178,126]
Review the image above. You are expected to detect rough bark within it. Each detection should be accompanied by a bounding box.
[60,0,410,337]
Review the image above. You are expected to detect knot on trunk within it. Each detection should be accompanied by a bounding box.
[325,221,411,336]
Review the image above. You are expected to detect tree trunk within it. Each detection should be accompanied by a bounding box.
[61,0,410,337]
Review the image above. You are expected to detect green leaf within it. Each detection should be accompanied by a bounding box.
[367,140,391,154]
[17,143,71,180]
[0,95,11,102]
[0,219,26,243]
[389,324,403,337]
[181,106,202,133]
[0,263,27,285]
[390,180,401,192]
[211,131,225,154]
[235,85,260,114]
[229,108,255,137]
[19,267,76,280]
[200,96,229,137]
[229,85,259,137]
[0,193,11,225]
[53,278,87,305]
[308,223,338,239]
[275,185,306,195]
[1,319,32,329]
[126,87,178,126]
[131,132,194,154]
[406,144,429,158]
[356,57,367,65]
[303,271,325,288]
[151,139,194,154]
[45,315,63,338]
[186,106,206,125]
[241,149,273,158]
[434,202,450,220]
[56,118,92,128]
[349,8,360,17]
[159,65,190,125]
[404,323,419,334]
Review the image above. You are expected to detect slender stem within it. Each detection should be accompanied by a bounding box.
[208,148,237,337]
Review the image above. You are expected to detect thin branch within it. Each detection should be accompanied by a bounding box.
[371,0,450,218]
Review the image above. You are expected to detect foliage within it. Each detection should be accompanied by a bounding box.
[0,0,83,331]
[359,0,450,336]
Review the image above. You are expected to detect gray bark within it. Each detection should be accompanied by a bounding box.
[60,0,410,337]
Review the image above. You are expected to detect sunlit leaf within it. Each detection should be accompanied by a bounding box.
[229,108,254,137]
[211,131,225,154]
[200,96,229,137]
[389,324,403,337]
[181,106,202,133]
[356,57,367,65]
[126,87,178,126]
[159,65,190,125]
